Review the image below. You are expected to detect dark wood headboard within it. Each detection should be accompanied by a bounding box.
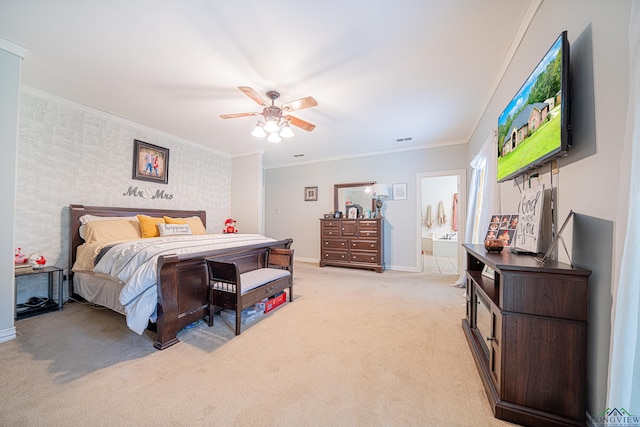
[69,204,207,269]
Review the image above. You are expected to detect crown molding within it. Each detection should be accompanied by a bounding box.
[0,37,27,58]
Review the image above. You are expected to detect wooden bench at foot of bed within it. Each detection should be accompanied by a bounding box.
[154,240,293,349]
[206,247,294,335]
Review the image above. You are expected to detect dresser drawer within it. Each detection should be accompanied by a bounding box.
[322,250,348,261]
[322,220,340,228]
[358,220,379,229]
[351,240,378,251]
[350,252,379,264]
[322,228,341,237]
[358,229,378,238]
[323,239,347,249]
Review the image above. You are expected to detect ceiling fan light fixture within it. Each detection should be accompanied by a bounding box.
[267,132,282,143]
[221,87,318,142]
[264,119,280,133]
[279,124,294,138]
[251,122,267,138]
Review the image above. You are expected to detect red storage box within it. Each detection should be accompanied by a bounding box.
[264,291,286,313]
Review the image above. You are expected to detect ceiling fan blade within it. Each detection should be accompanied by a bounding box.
[281,96,318,112]
[238,86,269,107]
[219,112,261,119]
[285,115,316,131]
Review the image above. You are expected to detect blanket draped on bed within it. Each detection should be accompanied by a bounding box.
[88,234,278,334]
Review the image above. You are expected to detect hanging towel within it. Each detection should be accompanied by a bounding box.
[424,205,434,228]
[437,201,447,226]
[452,193,459,231]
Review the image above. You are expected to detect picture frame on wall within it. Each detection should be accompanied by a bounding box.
[392,183,407,200]
[304,186,318,201]
[132,139,169,184]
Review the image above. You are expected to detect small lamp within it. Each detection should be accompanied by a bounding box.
[372,183,389,217]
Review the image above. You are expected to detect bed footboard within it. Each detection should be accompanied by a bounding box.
[154,238,292,350]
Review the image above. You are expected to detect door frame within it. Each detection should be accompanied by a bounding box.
[415,169,467,273]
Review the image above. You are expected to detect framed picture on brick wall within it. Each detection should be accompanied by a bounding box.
[133,139,169,184]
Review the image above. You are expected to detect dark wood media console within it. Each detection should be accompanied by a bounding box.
[462,244,591,427]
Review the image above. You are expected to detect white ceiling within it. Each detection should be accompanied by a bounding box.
[0,1,534,168]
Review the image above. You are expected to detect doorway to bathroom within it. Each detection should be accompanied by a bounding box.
[415,170,466,274]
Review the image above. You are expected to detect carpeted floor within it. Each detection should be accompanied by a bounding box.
[0,262,517,426]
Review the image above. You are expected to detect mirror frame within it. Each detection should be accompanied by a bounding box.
[334,182,376,214]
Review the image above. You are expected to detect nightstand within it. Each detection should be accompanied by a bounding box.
[14,266,64,319]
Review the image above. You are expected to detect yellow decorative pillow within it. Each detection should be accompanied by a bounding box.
[83,219,142,244]
[137,215,165,238]
[163,216,207,235]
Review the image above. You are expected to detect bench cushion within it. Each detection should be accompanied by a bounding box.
[240,268,291,294]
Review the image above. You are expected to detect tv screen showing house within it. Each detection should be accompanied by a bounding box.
[497,32,569,182]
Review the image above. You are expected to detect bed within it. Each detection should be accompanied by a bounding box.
[69,204,293,349]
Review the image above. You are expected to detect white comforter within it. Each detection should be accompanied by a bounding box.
[92,234,278,334]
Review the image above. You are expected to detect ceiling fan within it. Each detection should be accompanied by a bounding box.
[220,87,318,141]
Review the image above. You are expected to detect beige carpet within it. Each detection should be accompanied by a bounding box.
[0,262,517,427]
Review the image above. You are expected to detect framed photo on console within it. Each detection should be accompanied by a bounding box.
[486,213,518,246]
[481,265,495,279]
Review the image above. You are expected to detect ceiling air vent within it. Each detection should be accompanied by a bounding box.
[396,137,413,142]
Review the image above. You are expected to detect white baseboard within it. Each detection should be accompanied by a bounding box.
[0,326,17,344]
[294,258,417,272]
[293,257,319,264]
[385,264,419,272]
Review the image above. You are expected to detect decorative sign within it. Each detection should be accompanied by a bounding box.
[513,185,544,253]
[123,186,174,200]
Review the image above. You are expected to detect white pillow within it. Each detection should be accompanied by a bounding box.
[158,223,192,237]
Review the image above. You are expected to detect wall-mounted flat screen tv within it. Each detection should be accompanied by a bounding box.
[497,31,571,183]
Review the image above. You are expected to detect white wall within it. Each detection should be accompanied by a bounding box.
[14,88,233,303]
[265,144,468,271]
[464,0,632,418]
[231,153,264,234]
[0,40,24,343]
